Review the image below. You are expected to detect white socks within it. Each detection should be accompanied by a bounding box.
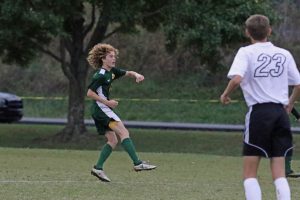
[244,177,291,200]
[244,178,262,200]
[274,177,291,200]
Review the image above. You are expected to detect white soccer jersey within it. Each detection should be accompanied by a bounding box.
[228,42,300,107]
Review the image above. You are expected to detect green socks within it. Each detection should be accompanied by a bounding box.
[285,156,292,174]
[121,138,142,165]
[95,138,141,169]
[95,143,112,169]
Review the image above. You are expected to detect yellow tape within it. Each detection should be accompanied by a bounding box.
[21,96,65,100]
[21,96,245,103]
[20,96,299,104]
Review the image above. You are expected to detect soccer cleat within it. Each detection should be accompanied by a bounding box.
[91,167,111,182]
[286,170,300,178]
[133,161,157,171]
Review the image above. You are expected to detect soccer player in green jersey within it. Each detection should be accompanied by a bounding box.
[86,43,156,182]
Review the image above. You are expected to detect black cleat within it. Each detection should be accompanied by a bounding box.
[286,170,300,178]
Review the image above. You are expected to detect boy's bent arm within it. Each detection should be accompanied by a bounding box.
[87,89,109,105]
[125,71,144,83]
[220,75,242,104]
[287,85,300,113]
[87,89,118,108]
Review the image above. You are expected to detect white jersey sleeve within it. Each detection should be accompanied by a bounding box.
[287,52,300,86]
[227,48,248,79]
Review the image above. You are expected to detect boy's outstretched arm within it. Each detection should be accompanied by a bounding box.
[125,71,144,83]
[220,75,242,105]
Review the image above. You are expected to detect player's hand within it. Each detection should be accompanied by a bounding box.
[285,103,294,114]
[135,74,144,83]
[220,94,231,105]
[107,100,118,108]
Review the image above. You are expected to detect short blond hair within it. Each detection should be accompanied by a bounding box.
[245,14,270,41]
[87,43,119,69]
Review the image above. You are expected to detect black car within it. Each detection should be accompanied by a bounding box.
[0,92,23,122]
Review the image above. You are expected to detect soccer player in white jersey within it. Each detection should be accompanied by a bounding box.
[86,43,156,182]
[220,14,300,200]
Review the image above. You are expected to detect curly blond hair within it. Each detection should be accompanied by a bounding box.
[87,43,119,69]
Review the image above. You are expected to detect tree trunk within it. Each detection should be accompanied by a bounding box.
[55,56,89,142]
[54,4,92,142]
[53,2,111,142]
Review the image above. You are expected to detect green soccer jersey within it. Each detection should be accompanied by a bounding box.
[88,67,126,99]
[87,67,126,134]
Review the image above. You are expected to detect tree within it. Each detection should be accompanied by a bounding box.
[0,0,168,141]
[162,0,276,72]
[0,0,275,141]
[274,0,300,65]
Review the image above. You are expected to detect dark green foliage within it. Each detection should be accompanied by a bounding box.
[0,0,63,65]
[0,0,275,68]
[0,0,168,66]
[163,0,276,69]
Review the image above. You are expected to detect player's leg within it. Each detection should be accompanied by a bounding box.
[271,157,290,200]
[109,121,156,171]
[108,121,139,164]
[271,107,292,199]
[242,104,274,200]
[91,131,118,182]
[90,113,117,182]
[285,156,293,175]
[91,131,117,182]
[95,131,118,169]
[243,156,262,200]
[285,156,300,178]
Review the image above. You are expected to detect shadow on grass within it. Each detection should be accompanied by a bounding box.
[0,123,242,157]
[1,123,300,160]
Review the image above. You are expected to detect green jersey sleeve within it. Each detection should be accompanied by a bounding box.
[112,67,126,80]
[87,74,106,92]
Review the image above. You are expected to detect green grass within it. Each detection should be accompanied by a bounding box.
[1,124,300,199]
[22,98,69,119]
[22,98,249,124]
[1,148,300,200]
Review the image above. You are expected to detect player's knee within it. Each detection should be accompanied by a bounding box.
[108,139,118,149]
[120,129,129,138]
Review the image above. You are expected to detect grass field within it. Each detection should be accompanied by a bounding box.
[1,124,300,199]
[1,148,300,200]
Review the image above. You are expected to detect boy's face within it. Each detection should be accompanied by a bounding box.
[102,51,116,68]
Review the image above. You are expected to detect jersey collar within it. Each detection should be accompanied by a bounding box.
[252,41,273,47]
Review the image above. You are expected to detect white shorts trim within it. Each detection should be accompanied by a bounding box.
[244,106,269,157]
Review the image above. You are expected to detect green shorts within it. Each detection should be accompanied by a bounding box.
[91,105,121,135]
